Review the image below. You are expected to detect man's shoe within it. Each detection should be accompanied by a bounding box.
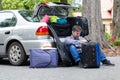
[78,61,83,68]
[102,59,115,66]
[75,61,79,65]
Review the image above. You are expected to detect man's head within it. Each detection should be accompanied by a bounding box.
[72,25,82,38]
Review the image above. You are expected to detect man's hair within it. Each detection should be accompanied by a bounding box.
[72,25,82,32]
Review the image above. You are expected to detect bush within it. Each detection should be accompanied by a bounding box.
[105,33,112,41]
[105,33,120,46]
[114,39,120,46]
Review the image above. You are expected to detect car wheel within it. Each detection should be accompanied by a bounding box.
[7,42,27,66]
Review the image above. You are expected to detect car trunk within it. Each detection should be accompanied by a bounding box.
[33,2,77,38]
[48,18,73,38]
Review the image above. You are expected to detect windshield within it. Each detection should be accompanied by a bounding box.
[19,10,39,22]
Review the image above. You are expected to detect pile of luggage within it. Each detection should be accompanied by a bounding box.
[29,16,101,68]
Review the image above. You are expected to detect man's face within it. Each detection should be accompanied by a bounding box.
[72,31,81,38]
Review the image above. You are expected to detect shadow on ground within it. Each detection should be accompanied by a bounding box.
[0,58,29,66]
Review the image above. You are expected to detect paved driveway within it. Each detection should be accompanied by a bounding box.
[0,57,120,80]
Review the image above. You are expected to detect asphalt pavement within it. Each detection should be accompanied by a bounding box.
[0,57,120,80]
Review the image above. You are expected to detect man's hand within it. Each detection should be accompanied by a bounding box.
[80,39,87,43]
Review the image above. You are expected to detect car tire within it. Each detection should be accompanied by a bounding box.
[7,42,27,66]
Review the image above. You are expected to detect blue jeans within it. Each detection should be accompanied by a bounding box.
[69,45,106,63]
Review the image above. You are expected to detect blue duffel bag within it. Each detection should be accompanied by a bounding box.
[29,48,58,68]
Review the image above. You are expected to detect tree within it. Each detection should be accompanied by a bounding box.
[82,0,110,48]
[2,0,30,10]
[2,0,60,10]
[60,0,67,3]
[113,0,120,39]
[2,0,72,10]
[0,0,1,9]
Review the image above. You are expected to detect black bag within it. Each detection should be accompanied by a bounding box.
[81,42,101,68]
[67,16,89,37]
[48,25,73,66]
[48,23,72,37]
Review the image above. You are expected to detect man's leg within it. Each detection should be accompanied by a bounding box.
[99,46,115,66]
[69,45,80,63]
[100,51,107,61]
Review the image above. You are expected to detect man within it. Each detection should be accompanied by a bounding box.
[64,25,115,66]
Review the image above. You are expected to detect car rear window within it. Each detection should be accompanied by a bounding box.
[19,10,39,22]
[38,6,68,18]
[38,6,68,17]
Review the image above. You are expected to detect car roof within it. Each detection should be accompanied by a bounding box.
[0,10,33,12]
[0,10,19,12]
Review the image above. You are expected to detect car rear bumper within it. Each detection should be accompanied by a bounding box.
[21,39,54,55]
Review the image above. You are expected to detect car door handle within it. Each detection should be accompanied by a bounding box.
[5,31,10,34]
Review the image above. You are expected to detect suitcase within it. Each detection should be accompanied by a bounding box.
[48,23,71,37]
[29,48,58,68]
[67,16,89,37]
[81,42,101,68]
[48,25,73,66]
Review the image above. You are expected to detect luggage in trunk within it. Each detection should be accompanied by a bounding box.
[81,42,101,68]
[48,23,72,37]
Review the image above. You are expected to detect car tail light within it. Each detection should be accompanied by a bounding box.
[36,26,49,36]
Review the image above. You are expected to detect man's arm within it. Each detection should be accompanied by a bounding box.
[64,37,80,45]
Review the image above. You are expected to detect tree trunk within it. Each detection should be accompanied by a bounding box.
[113,0,120,39]
[60,0,68,3]
[0,0,2,10]
[82,0,110,48]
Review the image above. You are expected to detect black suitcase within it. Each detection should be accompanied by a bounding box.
[48,25,73,66]
[48,23,72,37]
[67,16,89,37]
[81,42,101,68]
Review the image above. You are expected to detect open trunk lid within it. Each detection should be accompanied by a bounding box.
[33,2,77,18]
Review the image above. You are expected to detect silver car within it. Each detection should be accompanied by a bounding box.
[0,2,77,66]
[0,10,53,66]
